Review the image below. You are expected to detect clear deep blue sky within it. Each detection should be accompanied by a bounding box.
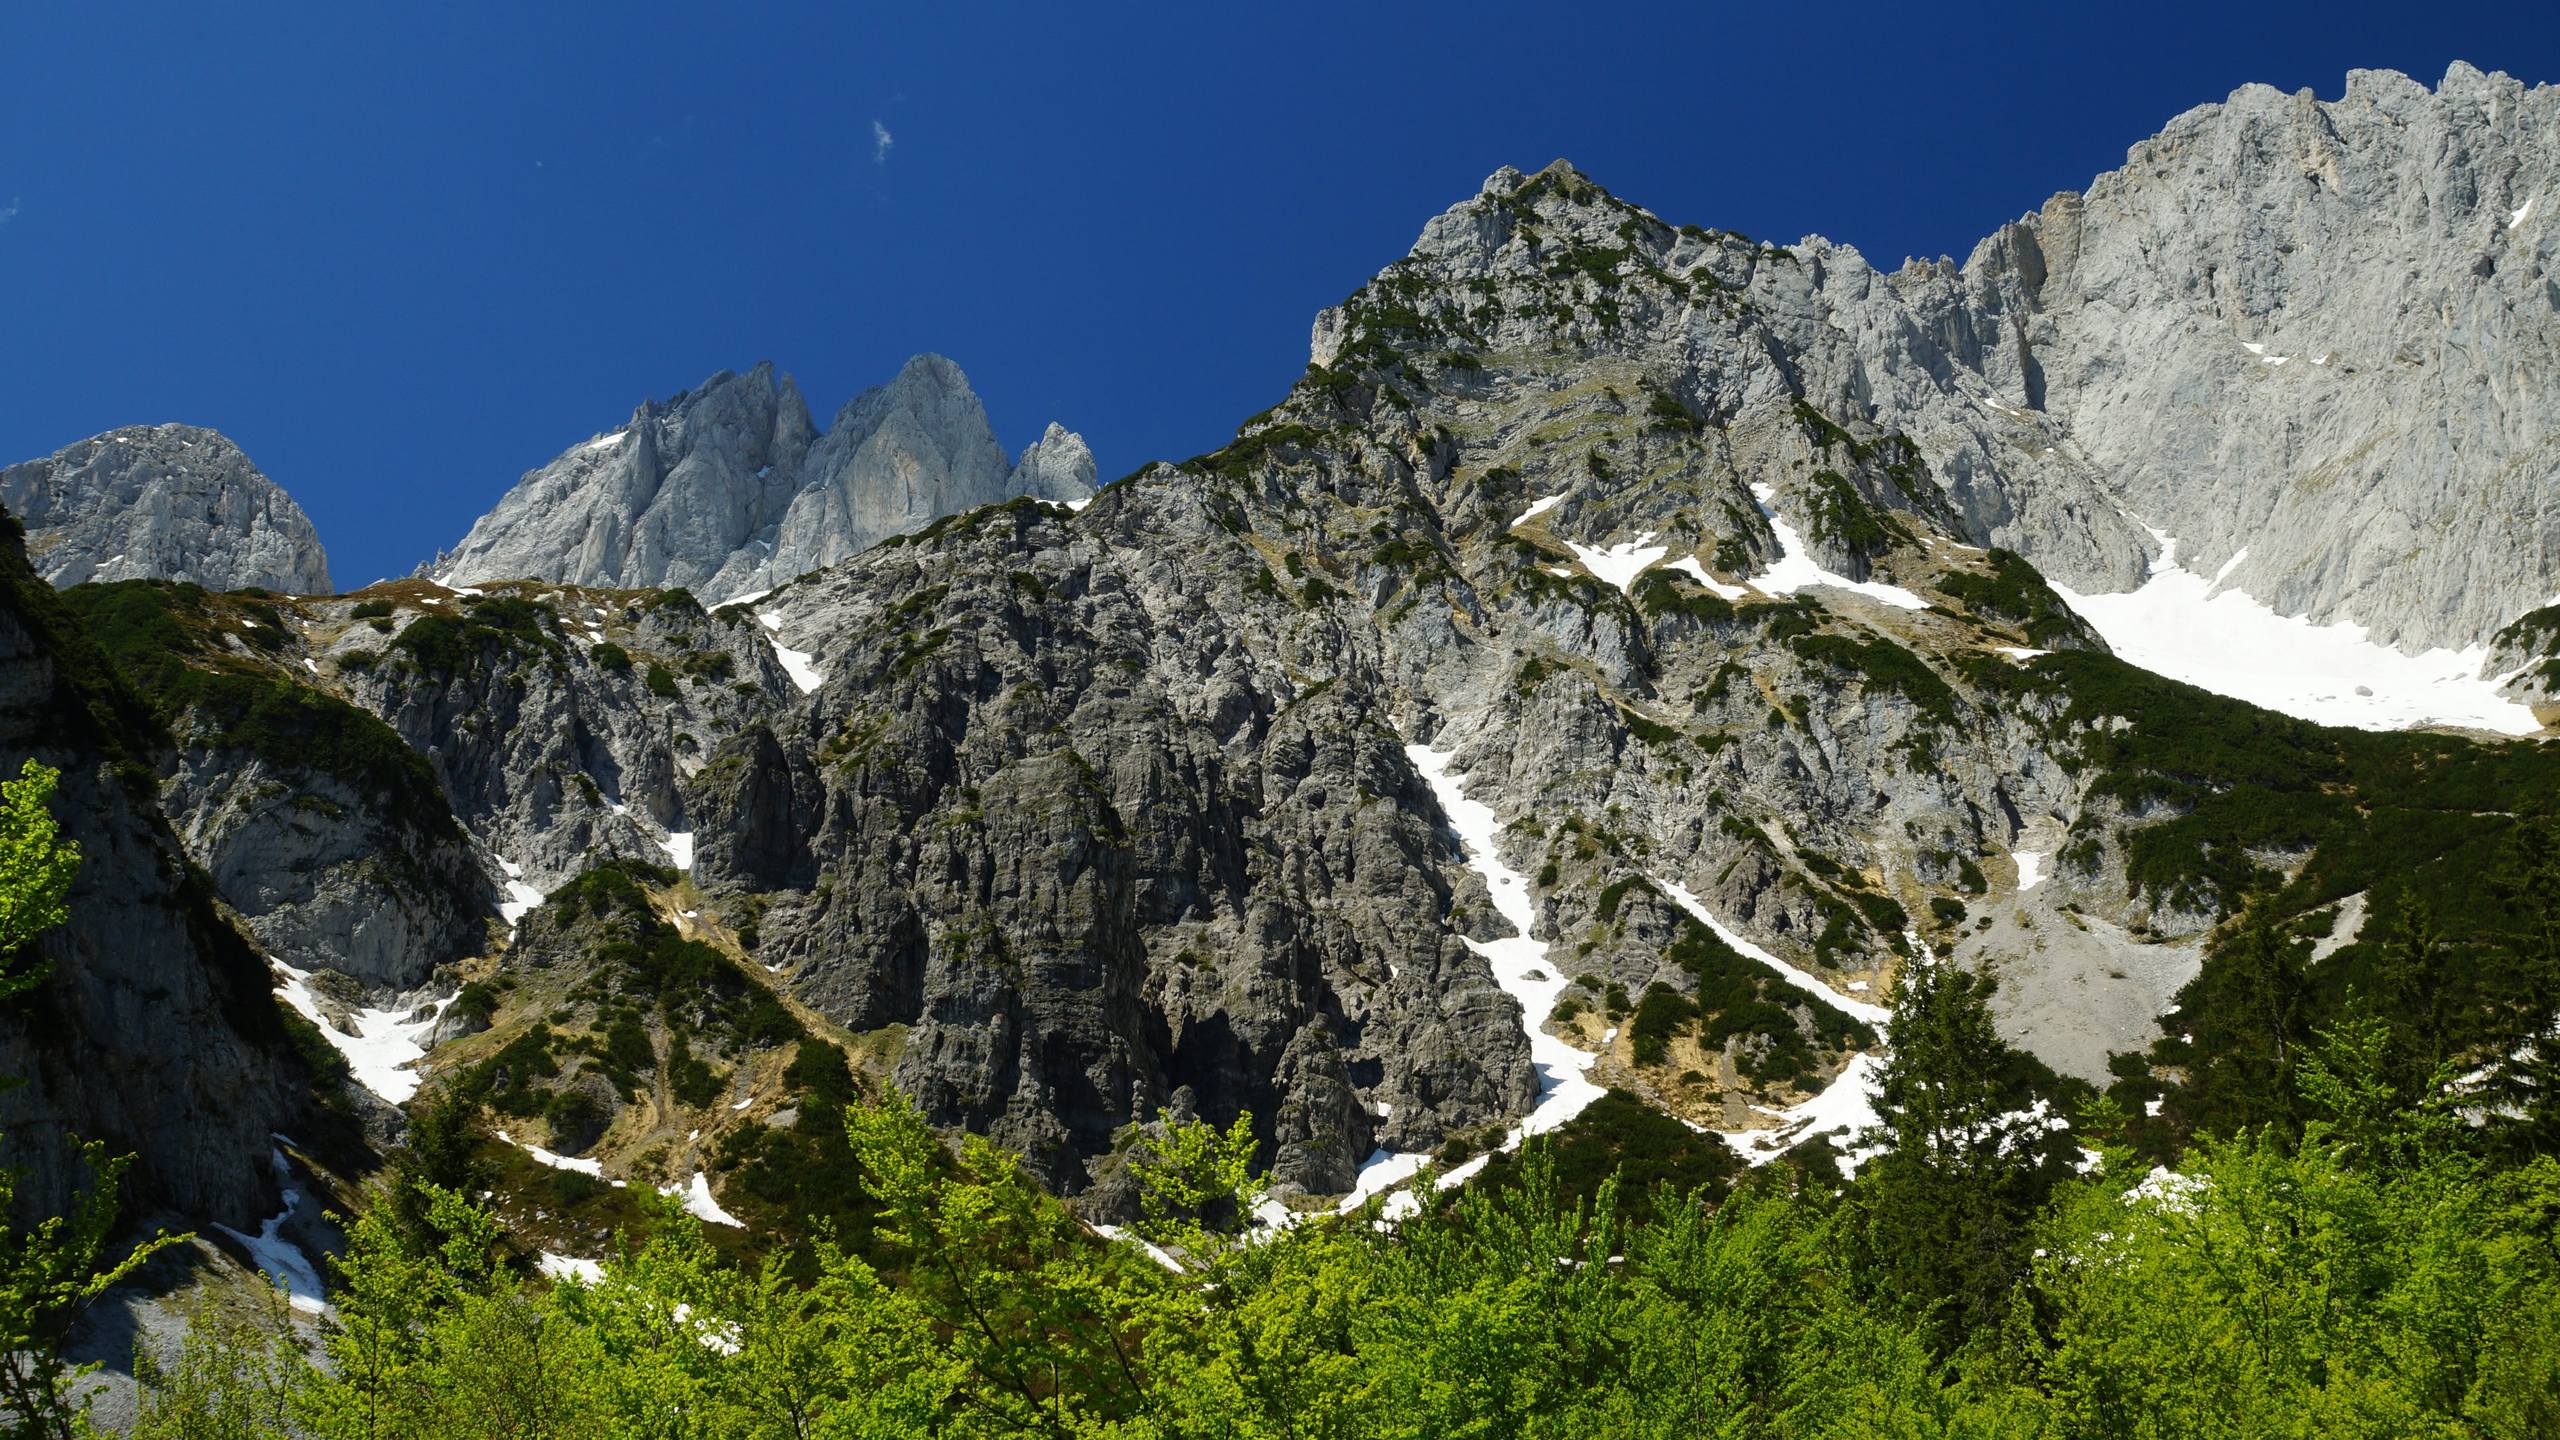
[4,3,2552,587]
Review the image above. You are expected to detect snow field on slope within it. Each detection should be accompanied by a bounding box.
[271,961,450,1105]
[497,854,547,926]
[1562,535,1669,594]
[2051,531,2541,735]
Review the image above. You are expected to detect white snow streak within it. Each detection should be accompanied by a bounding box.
[2053,530,2542,735]
[1336,1148,1431,1215]
[584,432,624,452]
[756,609,825,693]
[497,1130,609,1178]
[1406,742,1605,1142]
[2014,851,2048,891]
[497,855,547,925]
[662,831,695,872]
[539,1253,607,1285]
[1652,877,1890,1026]
[1090,1223,1184,1271]
[1667,556,1750,600]
[2512,196,2537,229]
[214,1147,327,1313]
[1513,494,1565,527]
[1746,485,1927,610]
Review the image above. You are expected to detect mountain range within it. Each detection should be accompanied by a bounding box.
[3,63,2557,1397]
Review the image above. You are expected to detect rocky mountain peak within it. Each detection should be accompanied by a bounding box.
[0,423,333,594]
[432,354,1090,603]
[1008,421,1099,502]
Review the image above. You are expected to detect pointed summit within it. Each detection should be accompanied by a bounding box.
[1008,422,1098,504]
[430,354,1088,601]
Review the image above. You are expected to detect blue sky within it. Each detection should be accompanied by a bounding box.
[3,3,2552,587]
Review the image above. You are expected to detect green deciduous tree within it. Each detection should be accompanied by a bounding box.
[0,757,79,1003]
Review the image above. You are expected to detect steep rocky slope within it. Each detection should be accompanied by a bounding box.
[701,166,2137,1196]
[425,356,1096,604]
[0,425,332,595]
[57,581,491,992]
[694,150,2560,1198]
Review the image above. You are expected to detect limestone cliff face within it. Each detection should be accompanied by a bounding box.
[424,365,817,599]
[0,425,332,595]
[1948,63,2560,651]
[427,357,1095,605]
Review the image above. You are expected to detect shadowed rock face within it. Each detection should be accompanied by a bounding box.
[0,528,315,1228]
[425,356,1095,604]
[0,425,332,595]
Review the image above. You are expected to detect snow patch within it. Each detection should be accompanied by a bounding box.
[1513,494,1565,527]
[1091,1223,1184,1271]
[584,432,624,452]
[755,609,824,692]
[1336,1148,1430,1215]
[2053,530,2542,735]
[1653,877,1890,1026]
[2512,196,2537,229]
[669,1172,744,1228]
[1561,533,1668,595]
[2014,851,2047,891]
[538,1253,606,1285]
[500,876,547,927]
[661,831,695,871]
[497,1130,609,1178]
[1746,485,1927,610]
[1995,646,2049,663]
[1719,1053,1889,1174]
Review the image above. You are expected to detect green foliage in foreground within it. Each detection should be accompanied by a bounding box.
[118,1053,2560,1440]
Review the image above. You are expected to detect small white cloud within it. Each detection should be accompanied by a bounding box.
[0,197,19,229]
[871,121,893,166]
